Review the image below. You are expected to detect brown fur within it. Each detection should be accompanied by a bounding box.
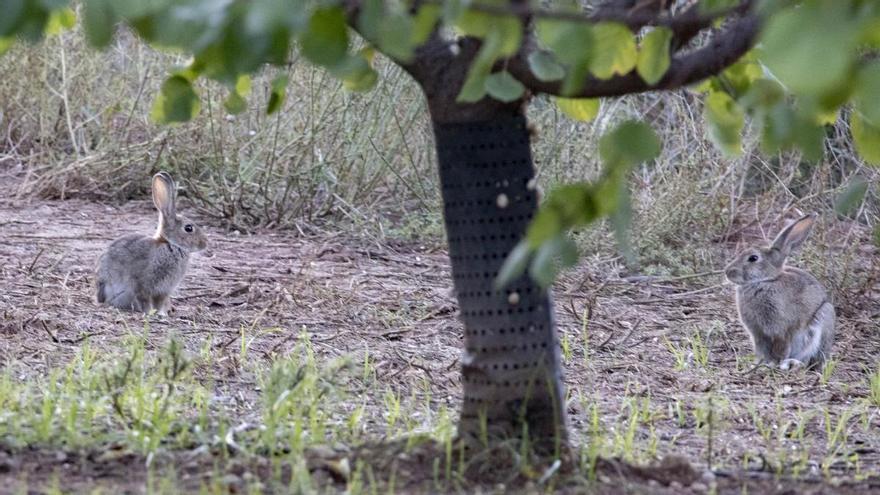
[94,172,208,314]
[725,214,834,368]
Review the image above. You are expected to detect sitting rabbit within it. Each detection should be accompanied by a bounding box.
[95,172,208,314]
[724,214,834,370]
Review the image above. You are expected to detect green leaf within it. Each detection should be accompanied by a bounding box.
[456,11,520,56]
[235,74,252,96]
[378,13,415,62]
[337,52,379,92]
[719,52,763,96]
[485,71,525,102]
[526,206,563,249]
[526,183,600,249]
[527,50,565,82]
[759,4,858,96]
[599,120,661,167]
[45,7,76,35]
[851,111,880,166]
[300,7,348,68]
[494,241,531,290]
[554,97,600,122]
[529,235,578,289]
[834,178,868,215]
[456,10,492,38]
[536,19,593,95]
[358,0,382,41]
[267,74,288,115]
[495,17,522,57]
[224,91,246,115]
[854,61,880,127]
[151,75,201,124]
[457,30,501,103]
[442,0,465,25]
[343,68,378,91]
[740,78,785,109]
[411,4,441,45]
[550,184,600,225]
[704,90,744,157]
[757,102,823,160]
[791,114,825,162]
[636,27,672,86]
[860,18,880,47]
[172,61,202,83]
[536,19,592,66]
[0,37,13,56]
[83,0,115,47]
[590,22,637,80]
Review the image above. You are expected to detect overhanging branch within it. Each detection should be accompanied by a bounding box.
[340,0,759,104]
[429,0,752,45]
[506,14,760,99]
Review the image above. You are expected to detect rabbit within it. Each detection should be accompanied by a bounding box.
[95,171,208,315]
[724,213,834,370]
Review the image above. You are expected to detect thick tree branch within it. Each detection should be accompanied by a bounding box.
[341,0,753,85]
[443,0,752,44]
[507,14,760,99]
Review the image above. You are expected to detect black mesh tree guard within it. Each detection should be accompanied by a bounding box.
[433,113,567,449]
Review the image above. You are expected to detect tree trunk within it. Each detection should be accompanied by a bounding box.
[431,109,567,452]
[401,37,567,452]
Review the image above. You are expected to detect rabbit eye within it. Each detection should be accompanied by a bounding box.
[184,224,194,233]
[747,254,759,263]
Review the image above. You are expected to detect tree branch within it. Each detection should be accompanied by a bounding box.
[443,0,752,44]
[507,13,760,99]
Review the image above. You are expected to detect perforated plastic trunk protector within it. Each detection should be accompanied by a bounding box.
[433,115,566,442]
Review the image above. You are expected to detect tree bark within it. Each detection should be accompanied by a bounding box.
[399,33,568,452]
[431,109,567,452]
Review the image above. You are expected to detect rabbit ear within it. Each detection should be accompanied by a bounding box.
[771,214,816,257]
[152,172,176,217]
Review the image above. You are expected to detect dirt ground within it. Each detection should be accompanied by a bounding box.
[1,181,879,493]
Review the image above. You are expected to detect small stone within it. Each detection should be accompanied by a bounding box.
[669,481,683,490]
[496,193,509,208]
[701,470,716,483]
[526,178,538,190]
[508,292,520,305]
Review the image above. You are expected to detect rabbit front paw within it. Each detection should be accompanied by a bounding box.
[779,358,804,371]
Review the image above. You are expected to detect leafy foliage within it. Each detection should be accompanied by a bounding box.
[692,0,880,164]
[1,0,878,167]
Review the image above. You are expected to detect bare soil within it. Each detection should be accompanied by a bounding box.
[1,184,879,494]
